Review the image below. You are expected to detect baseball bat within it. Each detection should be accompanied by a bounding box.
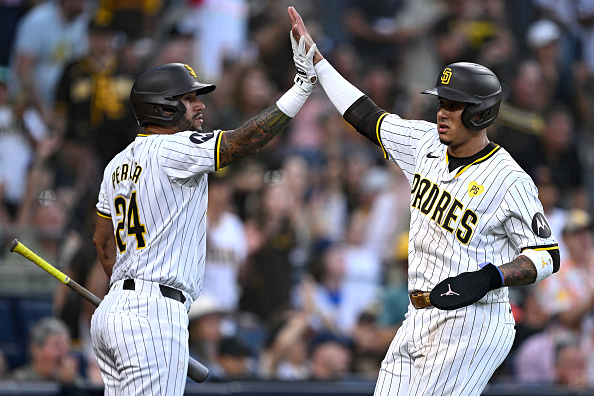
[10,239,210,383]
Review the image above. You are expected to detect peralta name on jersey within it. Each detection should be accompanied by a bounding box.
[112,162,143,188]
[410,173,478,245]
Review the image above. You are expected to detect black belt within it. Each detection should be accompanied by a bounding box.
[123,279,186,304]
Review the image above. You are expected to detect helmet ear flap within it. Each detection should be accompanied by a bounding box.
[133,98,186,126]
[154,100,187,124]
[461,101,501,131]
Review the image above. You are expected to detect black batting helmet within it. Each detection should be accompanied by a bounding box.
[130,63,216,127]
[421,62,502,131]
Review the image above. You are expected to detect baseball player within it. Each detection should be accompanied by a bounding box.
[288,7,560,396]
[90,31,318,395]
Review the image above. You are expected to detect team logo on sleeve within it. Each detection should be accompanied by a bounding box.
[190,132,214,144]
[468,181,484,197]
[531,212,552,238]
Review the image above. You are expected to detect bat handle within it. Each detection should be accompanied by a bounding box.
[188,357,209,382]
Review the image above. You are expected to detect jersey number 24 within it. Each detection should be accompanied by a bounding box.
[114,191,147,252]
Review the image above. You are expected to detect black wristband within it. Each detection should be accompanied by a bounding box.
[482,263,503,290]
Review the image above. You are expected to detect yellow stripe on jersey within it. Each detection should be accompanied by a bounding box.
[215,131,225,170]
[452,145,501,178]
[376,113,389,159]
[97,211,111,219]
[521,245,559,252]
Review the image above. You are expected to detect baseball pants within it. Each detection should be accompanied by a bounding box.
[374,302,515,396]
[91,279,190,396]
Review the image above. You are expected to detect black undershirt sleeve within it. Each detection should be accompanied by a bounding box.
[549,248,560,273]
[342,95,388,147]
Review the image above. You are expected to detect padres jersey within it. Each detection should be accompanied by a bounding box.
[96,130,223,301]
[376,115,558,301]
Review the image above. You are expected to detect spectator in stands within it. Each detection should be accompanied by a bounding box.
[188,296,228,377]
[350,310,386,379]
[240,182,299,325]
[308,331,353,381]
[211,336,256,381]
[54,17,138,171]
[492,60,549,165]
[533,165,569,258]
[555,339,589,389]
[259,281,316,380]
[534,107,586,209]
[201,173,248,311]
[525,19,576,107]
[341,208,383,328]
[296,242,349,335]
[0,65,34,223]
[10,0,88,118]
[343,0,421,70]
[92,0,163,41]
[7,317,83,387]
[216,63,279,135]
[536,209,594,332]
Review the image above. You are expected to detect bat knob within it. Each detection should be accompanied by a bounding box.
[9,239,19,252]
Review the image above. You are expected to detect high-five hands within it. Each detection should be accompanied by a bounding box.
[291,32,317,93]
[288,6,324,65]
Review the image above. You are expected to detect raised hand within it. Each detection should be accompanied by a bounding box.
[288,6,324,65]
[291,32,317,90]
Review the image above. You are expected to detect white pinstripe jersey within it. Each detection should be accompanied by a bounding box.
[376,114,558,303]
[96,130,223,301]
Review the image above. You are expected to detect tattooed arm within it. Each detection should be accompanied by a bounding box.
[499,255,537,286]
[218,105,291,169]
[430,251,558,310]
[500,247,560,286]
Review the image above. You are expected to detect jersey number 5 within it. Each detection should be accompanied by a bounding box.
[114,191,147,253]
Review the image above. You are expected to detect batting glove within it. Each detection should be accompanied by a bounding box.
[291,32,317,93]
[429,263,504,310]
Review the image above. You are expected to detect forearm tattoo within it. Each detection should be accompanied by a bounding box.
[499,255,537,286]
[218,105,291,168]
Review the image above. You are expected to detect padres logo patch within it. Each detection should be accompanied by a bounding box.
[441,68,452,84]
[468,181,484,197]
[531,212,552,238]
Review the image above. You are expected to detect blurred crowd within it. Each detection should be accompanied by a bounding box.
[0,0,593,392]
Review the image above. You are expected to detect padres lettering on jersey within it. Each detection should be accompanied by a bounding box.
[374,115,558,299]
[410,173,478,245]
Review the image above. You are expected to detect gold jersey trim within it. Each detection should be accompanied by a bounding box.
[97,211,111,219]
[376,113,389,159]
[449,144,501,178]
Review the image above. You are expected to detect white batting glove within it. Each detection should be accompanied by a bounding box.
[291,32,317,93]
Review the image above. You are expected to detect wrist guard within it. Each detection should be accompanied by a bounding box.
[429,263,503,310]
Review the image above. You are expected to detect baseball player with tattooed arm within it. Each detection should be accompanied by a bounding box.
[90,30,318,395]
[289,6,560,396]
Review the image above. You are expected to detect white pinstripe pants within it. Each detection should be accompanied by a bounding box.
[90,279,190,396]
[374,302,515,396]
